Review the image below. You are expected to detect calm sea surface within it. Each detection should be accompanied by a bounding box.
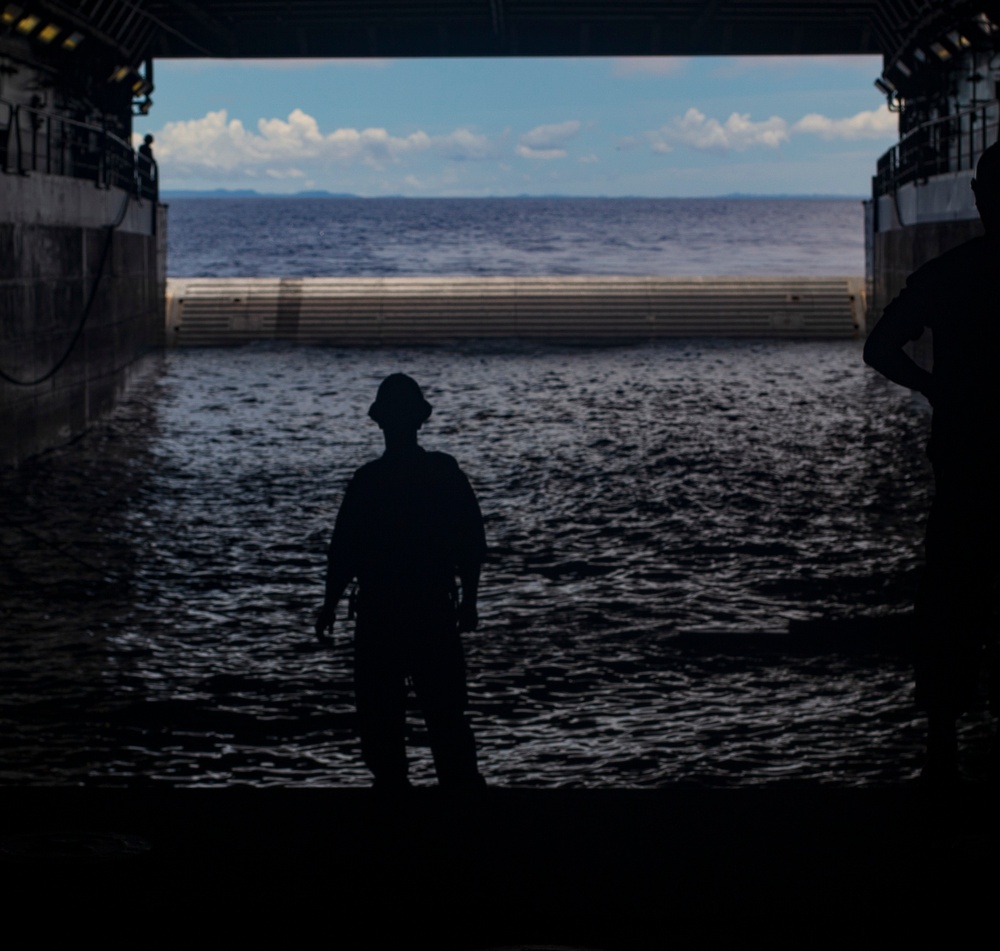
[5,199,987,789]
[165,196,866,278]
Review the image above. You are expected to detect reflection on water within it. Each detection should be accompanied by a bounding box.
[0,340,967,787]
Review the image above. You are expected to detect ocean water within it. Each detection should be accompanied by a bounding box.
[6,197,986,789]
[165,196,866,278]
[0,338,966,789]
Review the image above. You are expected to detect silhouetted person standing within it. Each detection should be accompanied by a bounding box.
[316,374,486,790]
[865,143,1000,783]
[137,133,156,199]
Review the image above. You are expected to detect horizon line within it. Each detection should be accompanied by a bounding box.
[160,189,867,200]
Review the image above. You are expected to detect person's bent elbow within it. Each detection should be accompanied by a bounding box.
[862,332,883,371]
[863,313,885,359]
[862,315,901,376]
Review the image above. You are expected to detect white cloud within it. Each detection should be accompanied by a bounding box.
[613,57,689,76]
[520,120,581,149]
[636,104,896,155]
[434,127,498,161]
[516,145,566,160]
[579,153,599,164]
[516,120,581,160]
[646,108,789,154]
[793,104,896,140]
[144,109,497,176]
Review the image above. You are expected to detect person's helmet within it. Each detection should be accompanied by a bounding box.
[143,134,154,145]
[368,373,432,428]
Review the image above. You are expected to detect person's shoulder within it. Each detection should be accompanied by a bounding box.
[423,451,478,489]
[347,457,385,484]
[424,449,458,464]
[423,450,463,473]
[910,236,990,283]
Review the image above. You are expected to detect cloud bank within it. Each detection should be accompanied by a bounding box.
[792,107,896,140]
[141,109,497,178]
[516,120,582,160]
[638,104,895,154]
[646,108,789,153]
[139,103,894,190]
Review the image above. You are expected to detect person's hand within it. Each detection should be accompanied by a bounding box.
[315,601,337,641]
[456,600,479,633]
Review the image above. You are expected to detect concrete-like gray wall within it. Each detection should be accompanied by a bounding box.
[870,217,983,326]
[166,275,865,345]
[0,173,165,466]
[868,216,983,373]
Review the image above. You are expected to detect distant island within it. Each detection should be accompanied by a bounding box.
[160,188,865,200]
[160,188,361,199]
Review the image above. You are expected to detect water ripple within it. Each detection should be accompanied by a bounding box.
[2,340,985,787]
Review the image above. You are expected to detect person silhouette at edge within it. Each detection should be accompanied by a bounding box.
[137,133,156,198]
[315,373,487,790]
[864,142,1000,784]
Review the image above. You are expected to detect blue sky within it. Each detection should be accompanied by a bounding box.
[134,55,896,196]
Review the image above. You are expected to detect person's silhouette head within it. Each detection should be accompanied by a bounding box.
[972,142,1000,234]
[368,373,432,434]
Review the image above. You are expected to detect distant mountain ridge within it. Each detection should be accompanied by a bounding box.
[161,189,864,200]
[160,188,360,199]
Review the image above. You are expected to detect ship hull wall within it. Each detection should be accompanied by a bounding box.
[868,167,984,334]
[0,173,165,466]
[871,218,984,324]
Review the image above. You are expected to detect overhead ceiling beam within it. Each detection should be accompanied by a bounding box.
[690,0,723,44]
[40,2,902,60]
[489,0,506,39]
[160,0,237,55]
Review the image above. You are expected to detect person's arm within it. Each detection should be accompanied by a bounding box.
[863,283,937,404]
[315,477,360,640]
[453,465,486,634]
[315,558,353,640]
[456,563,480,633]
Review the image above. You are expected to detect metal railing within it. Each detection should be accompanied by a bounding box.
[874,101,1000,198]
[0,97,157,200]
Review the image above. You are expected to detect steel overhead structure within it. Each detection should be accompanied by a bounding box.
[9,2,1000,75]
[137,1,884,58]
[13,3,1000,70]
[7,2,905,65]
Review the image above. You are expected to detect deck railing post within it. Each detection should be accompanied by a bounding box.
[30,107,37,172]
[14,104,24,175]
[100,127,107,188]
[0,102,8,173]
